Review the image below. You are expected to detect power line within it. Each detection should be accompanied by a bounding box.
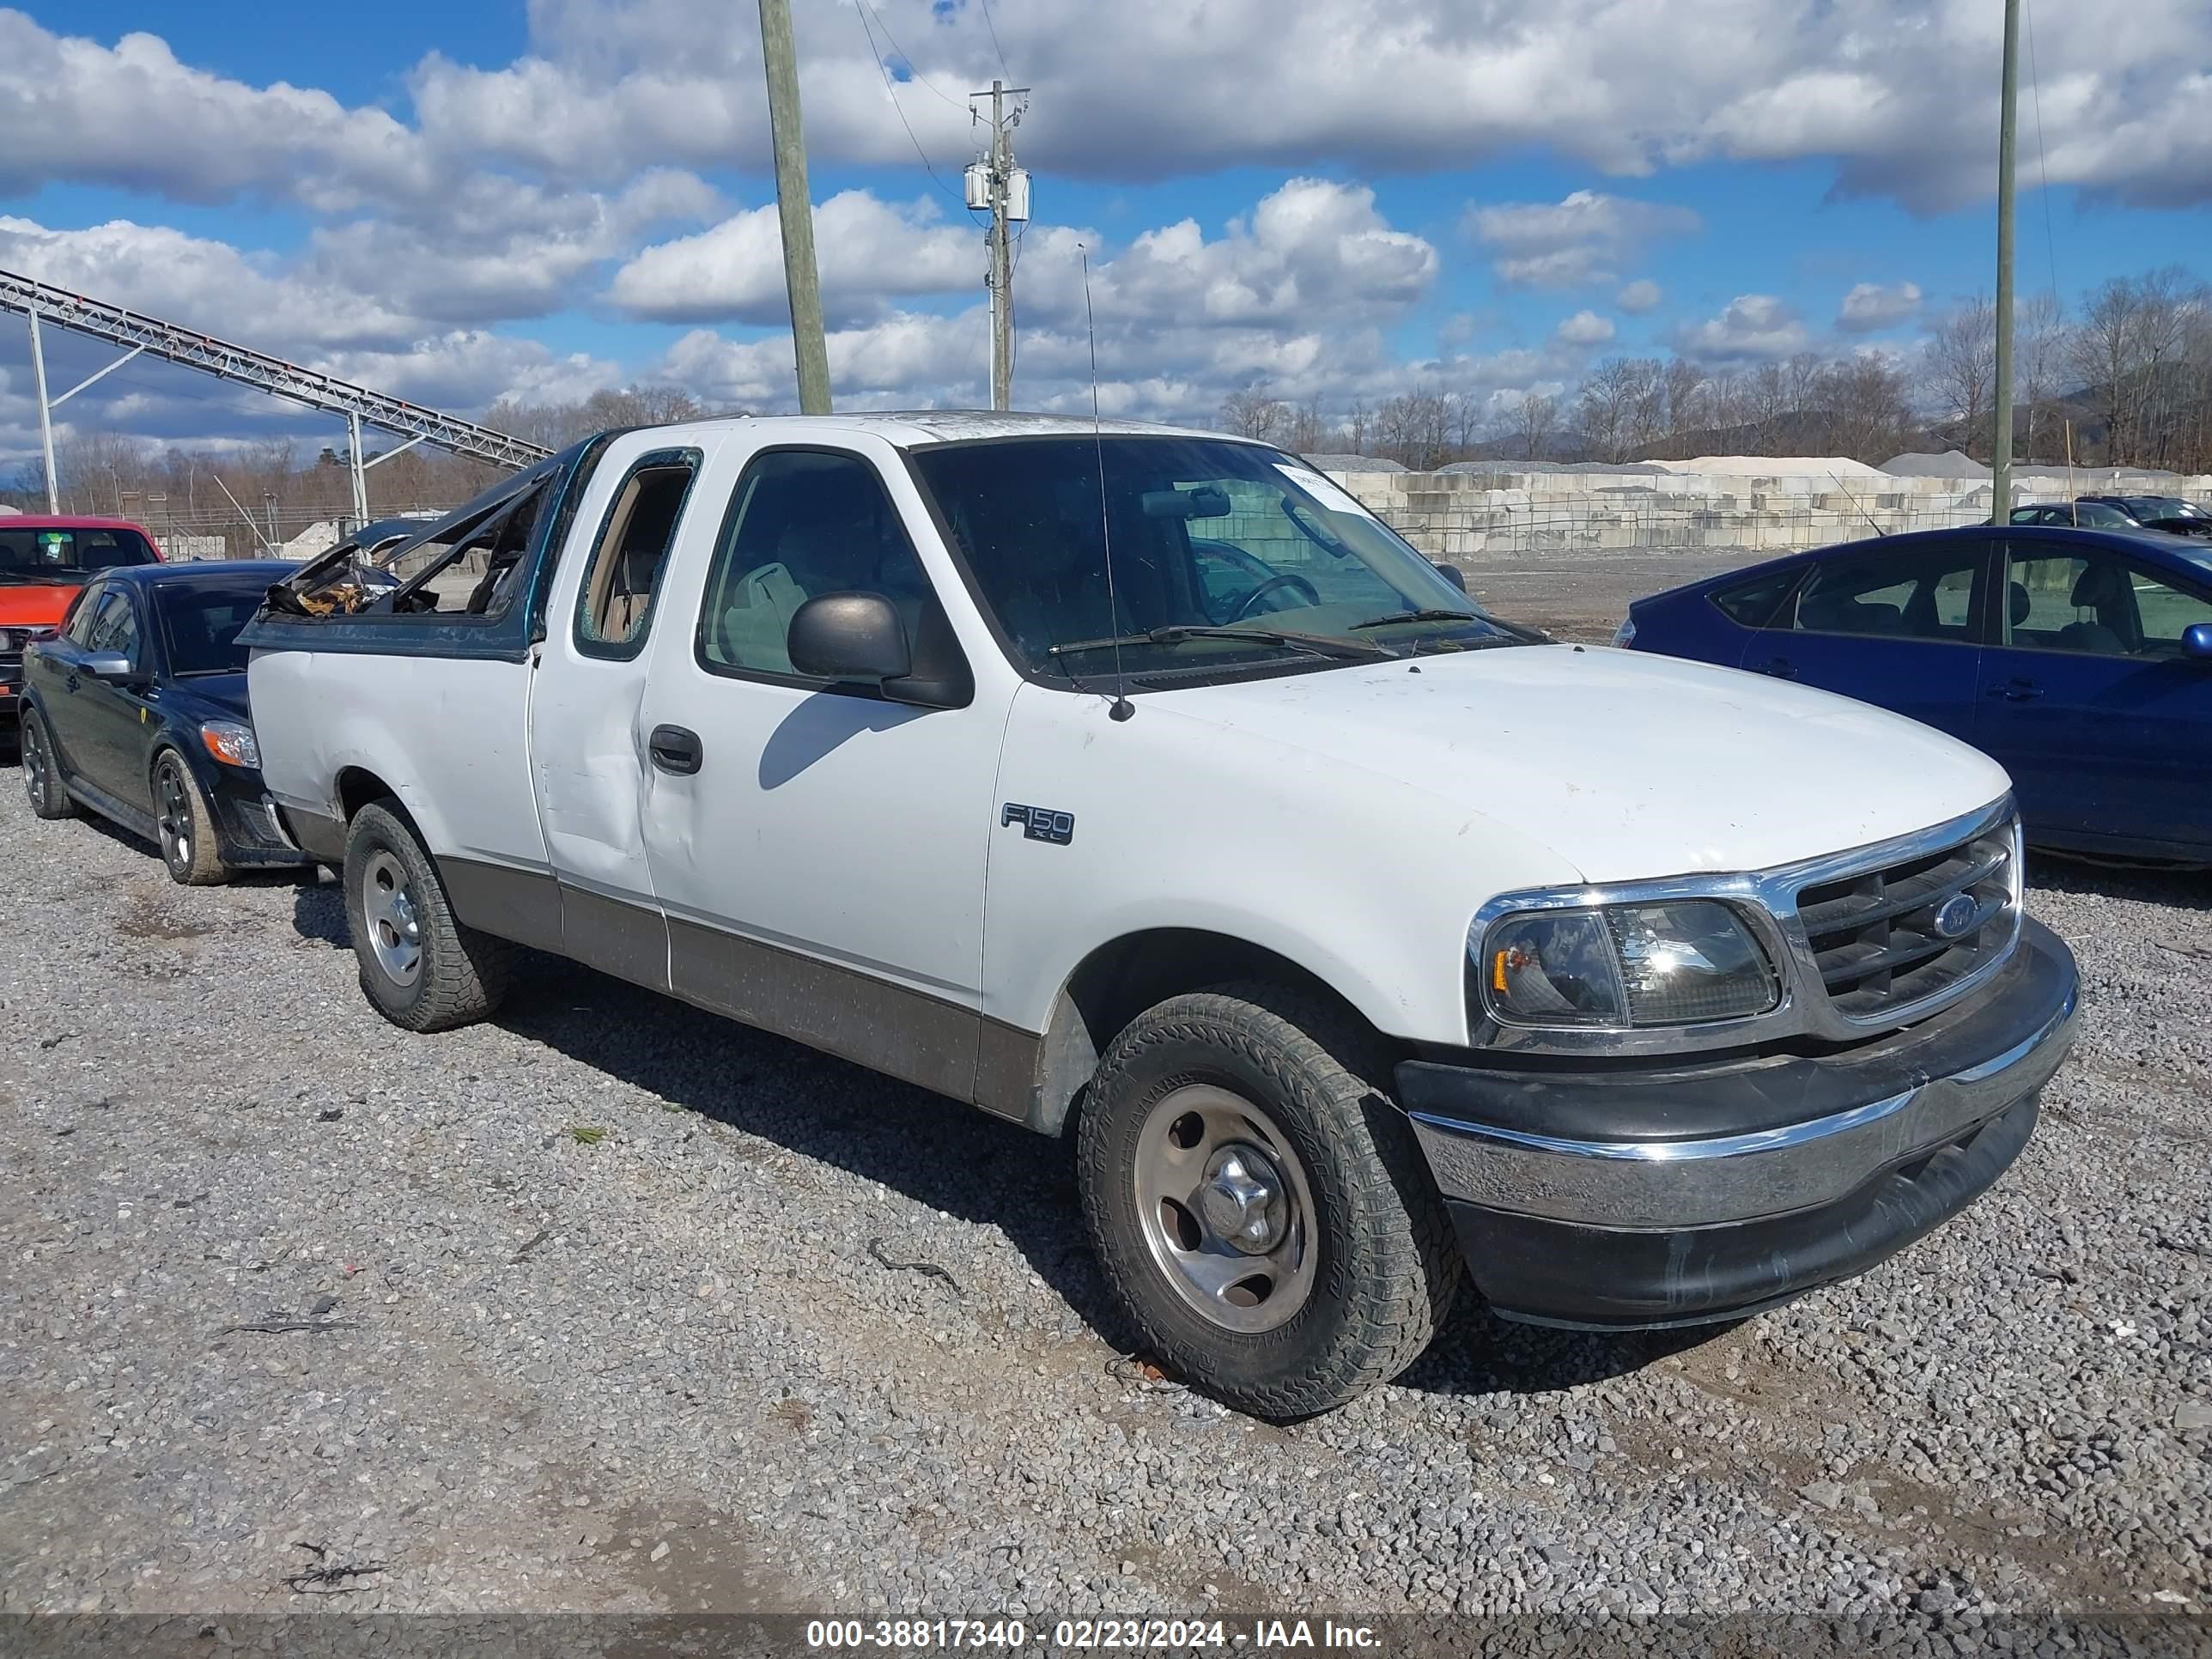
[976,0,1012,82]
[2021,0,2063,307]
[852,0,986,216]
[859,0,968,110]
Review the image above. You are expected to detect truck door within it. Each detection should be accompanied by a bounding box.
[634,443,1001,1103]
[526,441,714,990]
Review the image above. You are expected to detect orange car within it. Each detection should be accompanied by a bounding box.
[1,515,163,735]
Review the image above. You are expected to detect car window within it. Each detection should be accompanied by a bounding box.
[0,526,158,572]
[155,583,264,676]
[83,590,141,660]
[908,435,1516,678]
[574,448,700,659]
[1710,568,1799,628]
[2002,548,2212,659]
[62,581,106,644]
[1788,544,1983,643]
[696,449,936,680]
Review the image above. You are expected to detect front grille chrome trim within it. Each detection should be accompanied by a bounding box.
[1467,796,2024,1058]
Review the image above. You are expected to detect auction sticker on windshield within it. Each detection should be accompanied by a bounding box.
[1274,463,1377,520]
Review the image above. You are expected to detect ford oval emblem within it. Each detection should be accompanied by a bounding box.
[1931,893,1980,939]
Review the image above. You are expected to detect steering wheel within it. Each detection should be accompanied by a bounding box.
[1229,572,1320,622]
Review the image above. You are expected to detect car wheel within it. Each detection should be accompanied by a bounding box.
[153,751,229,885]
[342,799,512,1032]
[21,709,75,820]
[1077,981,1462,1419]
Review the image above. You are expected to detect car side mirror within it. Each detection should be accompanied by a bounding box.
[787,591,974,710]
[1436,562,1468,593]
[788,592,910,684]
[2183,623,2212,661]
[81,651,139,684]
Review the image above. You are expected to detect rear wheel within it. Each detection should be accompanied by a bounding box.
[153,751,228,885]
[1077,982,1462,1419]
[343,800,511,1031]
[21,709,74,820]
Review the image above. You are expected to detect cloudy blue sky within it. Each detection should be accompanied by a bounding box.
[1,0,2208,461]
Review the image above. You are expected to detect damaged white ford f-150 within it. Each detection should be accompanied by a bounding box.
[242,413,2079,1417]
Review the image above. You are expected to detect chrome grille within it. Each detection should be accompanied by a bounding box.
[1794,814,2021,1022]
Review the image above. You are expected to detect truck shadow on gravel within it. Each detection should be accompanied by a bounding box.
[289,880,1736,1407]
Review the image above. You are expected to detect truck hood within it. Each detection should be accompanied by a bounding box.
[0,581,82,629]
[1147,643,2011,884]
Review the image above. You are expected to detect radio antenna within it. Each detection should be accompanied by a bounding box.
[1828,469,1887,538]
[1079,243,1134,722]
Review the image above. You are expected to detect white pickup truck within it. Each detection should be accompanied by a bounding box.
[243,413,2079,1417]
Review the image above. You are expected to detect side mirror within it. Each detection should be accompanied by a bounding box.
[1436,562,1468,593]
[788,592,910,684]
[787,591,975,710]
[2183,623,2212,661]
[81,651,138,683]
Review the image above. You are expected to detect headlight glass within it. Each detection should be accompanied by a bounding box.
[200,720,261,769]
[1480,900,1777,1030]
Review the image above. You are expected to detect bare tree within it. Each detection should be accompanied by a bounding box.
[1516,391,1559,462]
[1219,388,1287,441]
[1929,296,1999,458]
[2015,291,2066,464]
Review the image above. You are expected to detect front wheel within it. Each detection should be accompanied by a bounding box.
[154,751,228,885]
[342,799,512,1031]
[21,709,75,820]
[1077,983,1462,1419]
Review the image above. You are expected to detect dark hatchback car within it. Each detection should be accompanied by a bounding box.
[18,561,316,884]
[1618,525,2212,863]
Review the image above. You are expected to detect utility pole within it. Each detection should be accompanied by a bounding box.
[969,81,1030,410]
[27,307,58,511]
[1990,0,2021,522]
[757,0,831,415]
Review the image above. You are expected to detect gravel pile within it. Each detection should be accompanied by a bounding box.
[2,770,2208,1632]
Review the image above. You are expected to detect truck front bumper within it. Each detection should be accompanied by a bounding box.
[1397,917,2078,1330]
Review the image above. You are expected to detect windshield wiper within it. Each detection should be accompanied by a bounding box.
[1050,623,1394,662]
[1348,608,1486,630]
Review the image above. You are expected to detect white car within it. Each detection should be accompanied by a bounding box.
[242,414,2079,1417]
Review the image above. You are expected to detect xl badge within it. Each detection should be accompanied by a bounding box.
[1001,803,1075,845]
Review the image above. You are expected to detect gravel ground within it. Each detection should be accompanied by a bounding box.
[2,744,2209,1639]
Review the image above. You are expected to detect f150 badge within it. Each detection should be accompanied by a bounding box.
[1002,803,1075,845]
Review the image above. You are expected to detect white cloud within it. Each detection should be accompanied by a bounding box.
[1836,280,1923,333]
[610,191,977,326]
[1668,295,1812,363]
[1465,191,1701,287]
[1615,278,1664,314]
[1555,310,1617,346]
[4,3,2209,234]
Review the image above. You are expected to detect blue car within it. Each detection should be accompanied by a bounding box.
[1617,525,2212,863]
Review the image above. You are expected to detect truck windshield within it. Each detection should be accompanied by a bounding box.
[908,435,1524,681]
[0,526,158,580]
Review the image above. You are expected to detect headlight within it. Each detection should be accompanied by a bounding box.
[1478,900,1778,1030]
[199,720,261,769]
[1610,617,1637,648]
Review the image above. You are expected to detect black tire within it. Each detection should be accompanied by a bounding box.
[21,708,75,820]
[342,799,512,1031]
[153,750,228,885]
[1077,981,1462,1419]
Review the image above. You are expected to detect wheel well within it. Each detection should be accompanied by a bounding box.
[336,766,396,821]
[1026,929,1382,1137]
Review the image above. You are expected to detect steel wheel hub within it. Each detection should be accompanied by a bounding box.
[1198,1144,1287,1254]
[1133,1083,1318,1335]
[362,850,423,987]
